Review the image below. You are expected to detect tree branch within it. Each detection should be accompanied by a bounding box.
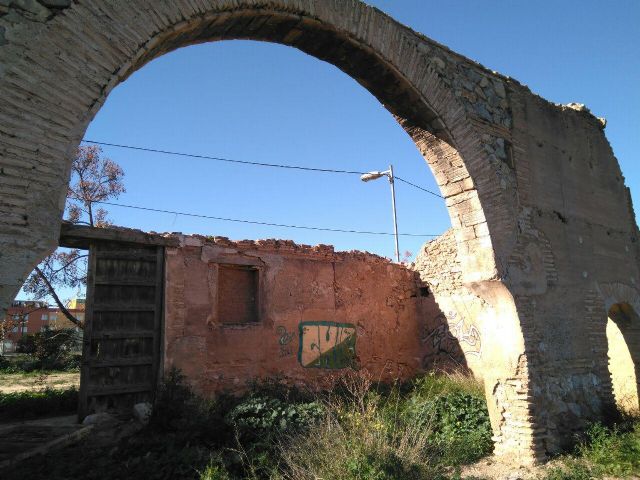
[35,266,84,329]
[50,254,88,276]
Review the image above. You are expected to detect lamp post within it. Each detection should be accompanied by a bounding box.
[360,164,400,262]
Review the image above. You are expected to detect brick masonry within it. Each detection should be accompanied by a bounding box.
[0,0,638,463]
[164,234,440,395]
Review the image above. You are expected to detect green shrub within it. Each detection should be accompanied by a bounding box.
[199,461,232,480]
[278,371,492,479]
[398,374,493,466]
[541,419,640,480]
[429,391,493,464]
[0,387,78,421]
[542,463,594,480]
[150,367,196,431]
[228,396,324,438]
[578,421,640,476]
[0,355,19,373]
[14,329,81,371]
[0,370,496,480]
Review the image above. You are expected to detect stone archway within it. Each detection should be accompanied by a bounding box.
[607,303,640,412]
[1,0,638,464]
[592,283,640,414]
[0,1,514,296]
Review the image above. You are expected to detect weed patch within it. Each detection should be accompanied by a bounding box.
[279,371,493,480]
[2,370,493,480]
[0,387,78,421]
[541,418,640,480]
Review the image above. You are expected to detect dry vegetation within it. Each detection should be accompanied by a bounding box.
[1,367,638,480]
[0,371,79,394]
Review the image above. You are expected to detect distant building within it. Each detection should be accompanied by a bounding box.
[67,297,86,310]
[0,298,85,354]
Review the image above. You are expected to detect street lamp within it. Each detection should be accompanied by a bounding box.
[360,164,400,263]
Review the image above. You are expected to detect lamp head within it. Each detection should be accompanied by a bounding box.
[360,171,386,182]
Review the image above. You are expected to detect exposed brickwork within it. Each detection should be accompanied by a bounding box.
[164,234,438,394]
[0,0,638,464]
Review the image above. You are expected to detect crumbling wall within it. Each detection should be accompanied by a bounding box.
[164,235,439,396]
[499,92,640,453]
[413,230,487,378]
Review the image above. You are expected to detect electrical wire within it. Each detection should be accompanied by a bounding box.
[82,139,444,198]
[90,199,440,237]
[394,176,444,199]
[83,140,367,175]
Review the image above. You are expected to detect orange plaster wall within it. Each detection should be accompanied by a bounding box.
[163,236,439,397]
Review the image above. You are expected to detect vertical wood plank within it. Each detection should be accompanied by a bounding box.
[78,243,97,421]
[151,246,165,397]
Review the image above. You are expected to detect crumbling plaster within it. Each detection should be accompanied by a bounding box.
[0,0,637,462]
[164,235,439,395]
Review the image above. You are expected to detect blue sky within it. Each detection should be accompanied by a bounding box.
[24,1,640,302]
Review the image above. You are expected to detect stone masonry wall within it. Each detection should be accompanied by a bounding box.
[413,230,487,379]
[164,234,440,396]
[502,89,640,454]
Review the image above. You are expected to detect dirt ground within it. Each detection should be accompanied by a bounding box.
[460,456,639,480]
[459,456,544,480]
[0,372,80,393]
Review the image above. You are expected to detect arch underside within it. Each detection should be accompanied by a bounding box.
[606,312,640,413]
[130,11,452,140]
[88,6,505,285]
[0,1,508,302]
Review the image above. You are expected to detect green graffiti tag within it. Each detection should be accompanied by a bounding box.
[298,321,357,369]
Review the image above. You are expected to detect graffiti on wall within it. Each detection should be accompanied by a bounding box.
[276,325,295,358]
[422,312,481,368]
[298,321,357,369]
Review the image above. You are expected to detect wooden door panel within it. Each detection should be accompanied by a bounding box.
[79,242,163,419]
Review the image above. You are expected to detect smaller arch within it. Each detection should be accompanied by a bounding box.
[606,302,640,413]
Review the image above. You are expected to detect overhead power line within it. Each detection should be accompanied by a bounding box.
[90,199,440,238]
[395,176,444,199]
[83,140,366,175]
[82,139,444,198]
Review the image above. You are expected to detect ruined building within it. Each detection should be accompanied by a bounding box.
[1,0,638,463]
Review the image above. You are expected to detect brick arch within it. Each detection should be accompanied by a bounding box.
[0,1,514,294]
[0,0,534,460]
[88,5,509,282]
[589,283,640,414]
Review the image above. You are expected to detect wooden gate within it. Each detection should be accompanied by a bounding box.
[60,224,172,420]
[79,241,164,418]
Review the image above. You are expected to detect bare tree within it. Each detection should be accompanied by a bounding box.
[22,145,125,328]
[66,145,125,228]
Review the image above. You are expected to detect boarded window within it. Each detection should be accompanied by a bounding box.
[218,265,259,324]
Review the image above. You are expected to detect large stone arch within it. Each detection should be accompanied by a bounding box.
[0,0,515,293]
[1,0,638,464]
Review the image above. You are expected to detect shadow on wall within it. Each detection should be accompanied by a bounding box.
[418,282,475,376]
[607,302,640,414]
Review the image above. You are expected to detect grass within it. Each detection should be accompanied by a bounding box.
[0,370,80,394]
[0,387,78,421]
[1,369,493,480]
[541,414,640,479]
[0,353,80,393]
[2,365,638,479]
[274,371,492,480]
[0,352,80,375]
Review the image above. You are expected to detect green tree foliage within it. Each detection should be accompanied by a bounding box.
[16,328,80,370]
